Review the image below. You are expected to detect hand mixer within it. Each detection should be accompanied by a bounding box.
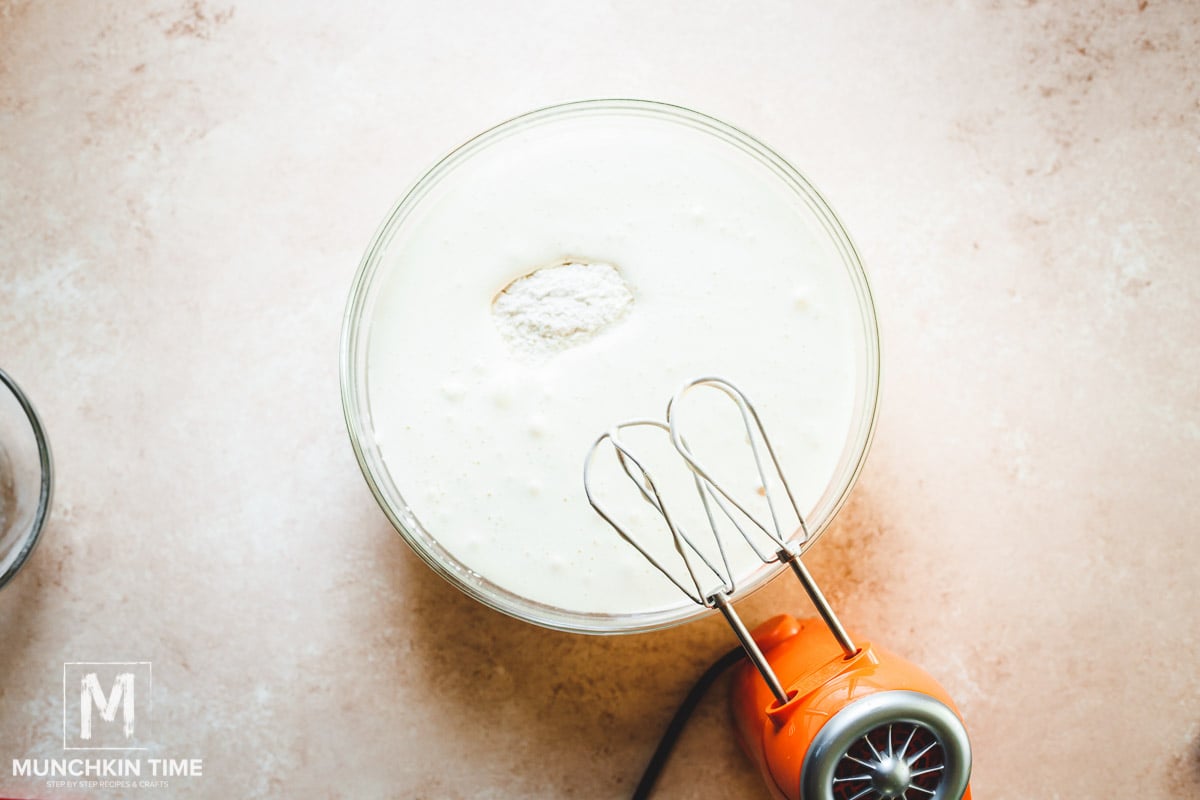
[583,377,972,800]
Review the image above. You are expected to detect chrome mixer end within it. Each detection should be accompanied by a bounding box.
[802,690,971,800]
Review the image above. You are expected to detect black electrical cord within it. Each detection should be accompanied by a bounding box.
[631,645,747,800]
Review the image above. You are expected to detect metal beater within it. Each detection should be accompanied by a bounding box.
[583,376,972,800]
[583,376,854,703]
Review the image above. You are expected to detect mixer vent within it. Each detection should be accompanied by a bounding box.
[831,721,945,800]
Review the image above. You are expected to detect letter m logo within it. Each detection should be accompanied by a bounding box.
[81,672,135,740]
[63,662,152,749]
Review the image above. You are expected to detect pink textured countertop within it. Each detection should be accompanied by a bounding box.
[2,1,1198,797]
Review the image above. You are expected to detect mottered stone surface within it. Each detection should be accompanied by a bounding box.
[1,1,1198,797]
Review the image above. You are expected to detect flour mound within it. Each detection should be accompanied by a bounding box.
[492,261,634,358]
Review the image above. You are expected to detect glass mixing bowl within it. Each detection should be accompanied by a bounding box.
[340,99,880,634]
[0,368,53,591]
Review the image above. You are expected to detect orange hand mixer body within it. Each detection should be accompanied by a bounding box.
[585,378,972,800]
[732,614,972,800]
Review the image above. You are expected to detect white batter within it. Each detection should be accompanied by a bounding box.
[365,112,864,616]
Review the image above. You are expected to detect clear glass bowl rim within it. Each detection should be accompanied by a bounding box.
[339,98,881,635]
[0,367,53,591]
